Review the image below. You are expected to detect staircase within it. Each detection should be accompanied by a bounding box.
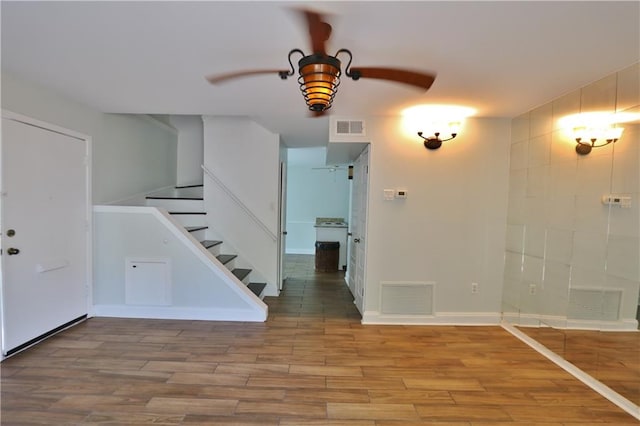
[145,184,267,299]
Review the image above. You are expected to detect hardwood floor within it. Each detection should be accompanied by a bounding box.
[1,254,637,424]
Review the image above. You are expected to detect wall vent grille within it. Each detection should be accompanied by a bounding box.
[567,287,622,321]
[335,120,365,136]
[381,281,434,315]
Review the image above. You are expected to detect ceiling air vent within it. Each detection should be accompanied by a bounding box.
[330,117,367,142]
[336,120,364,135]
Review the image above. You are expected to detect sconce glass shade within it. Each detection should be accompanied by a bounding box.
[573,125,624,155]
[560,112,635,155]
[297,54,341,112]
[402,104,475,149]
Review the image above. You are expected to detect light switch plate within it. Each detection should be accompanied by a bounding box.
[383,189,395,200]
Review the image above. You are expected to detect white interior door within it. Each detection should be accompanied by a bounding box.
[1,114,90,356]
[348,146,369,314]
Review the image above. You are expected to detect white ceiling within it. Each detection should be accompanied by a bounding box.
[2,1,639,148]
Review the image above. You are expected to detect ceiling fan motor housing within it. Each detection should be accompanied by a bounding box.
[297,54,342,112]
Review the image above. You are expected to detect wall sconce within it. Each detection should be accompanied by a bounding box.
[573,125,624,155]
[417,122,461,150]
[402,104,474,150]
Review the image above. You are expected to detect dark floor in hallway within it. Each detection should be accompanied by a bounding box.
[267,254,360,320]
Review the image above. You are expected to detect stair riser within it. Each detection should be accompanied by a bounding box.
[221,258,236,271]
[148,186,203,199]
[205,245,221,256]
[188,229,207,241]
[146,198,203,212]
[170,214,206,227]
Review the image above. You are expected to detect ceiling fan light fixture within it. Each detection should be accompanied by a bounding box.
[297,54,341,112]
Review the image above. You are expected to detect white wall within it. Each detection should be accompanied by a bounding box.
[1,72,177,204]
[93,206,267,321]
[363,116,511,322]
[286,147,351,254]
[202,116,280,294]
[169,115,204,186]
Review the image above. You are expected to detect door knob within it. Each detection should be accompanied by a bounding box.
[353,238,361,243]
[6,247,20,255]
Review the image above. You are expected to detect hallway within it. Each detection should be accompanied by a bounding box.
[268,254,360,320]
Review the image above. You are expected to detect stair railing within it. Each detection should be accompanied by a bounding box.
[202,164,277,242]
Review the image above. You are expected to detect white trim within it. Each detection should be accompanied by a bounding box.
[362,311,502,325]
[1,109,89,141]
[93,205,268,320]
[502,322,640,421]
[93,305,266,322]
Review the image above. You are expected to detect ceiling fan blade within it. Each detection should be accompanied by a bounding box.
[349,67,436,91]
[300,9,332,55]
[205,69,289,85]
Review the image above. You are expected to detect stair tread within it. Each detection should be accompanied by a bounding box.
[201,240,222,249]
[232,268,252,281]
[168,211,206,215]
[146,196,203,200]
[185,226,208,232]
[217,254,237,264]
[247,282,267,297]
[175,184,203,189]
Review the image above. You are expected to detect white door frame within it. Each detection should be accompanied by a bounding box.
[277,160,287,291]
[0,110,92,357]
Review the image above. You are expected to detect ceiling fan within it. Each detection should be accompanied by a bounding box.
[205,8,436,115]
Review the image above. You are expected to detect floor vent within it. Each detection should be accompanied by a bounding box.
[568,287,622,321]
[381,281,434,315]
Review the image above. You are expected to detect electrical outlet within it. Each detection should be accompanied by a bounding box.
[471,282,479,294]
[529,284,537,295]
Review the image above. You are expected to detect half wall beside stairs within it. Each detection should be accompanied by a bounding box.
[92,205,268,322]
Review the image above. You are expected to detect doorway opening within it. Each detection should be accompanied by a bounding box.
[282,147,351,284]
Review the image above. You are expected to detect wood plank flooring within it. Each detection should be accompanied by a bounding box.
[1,254,637,424]
[518,326,640,406]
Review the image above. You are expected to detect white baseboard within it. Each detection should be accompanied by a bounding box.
[362,311,502,325]
[285,248,315,255]
[93,304,267,322]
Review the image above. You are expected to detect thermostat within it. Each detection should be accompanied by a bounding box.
[395,189,408,199]
[602,194,631,208]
